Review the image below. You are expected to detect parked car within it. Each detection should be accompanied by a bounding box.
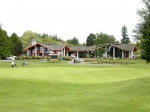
[6,56,17,60]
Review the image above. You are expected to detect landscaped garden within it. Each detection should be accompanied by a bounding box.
[0,59,150,112]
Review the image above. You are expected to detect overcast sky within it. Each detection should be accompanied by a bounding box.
[0,0,143,43]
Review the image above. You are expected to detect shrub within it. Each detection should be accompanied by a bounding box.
[16,56,46,60]
[63,56,72,60]
[84,58,95,62]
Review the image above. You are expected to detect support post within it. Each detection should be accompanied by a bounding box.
[77,51,79,58]
[113,47,115,59]
[63,48,65,57]
[35,46,37,56]
[122,50,124,58]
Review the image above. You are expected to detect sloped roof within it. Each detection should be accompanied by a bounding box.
[69,46,96,51]
[110,44,136,51]
[23,43,69,51]
[24,43,136,52]
[23,44,33,50]
[48,43,69,50]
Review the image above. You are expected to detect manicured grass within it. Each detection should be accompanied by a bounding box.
[0,59,150,112]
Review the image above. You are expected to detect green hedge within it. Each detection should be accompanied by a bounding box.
[17,56,49,60]
[63,56,72,60]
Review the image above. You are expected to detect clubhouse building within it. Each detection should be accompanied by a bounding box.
[24,39,137,59]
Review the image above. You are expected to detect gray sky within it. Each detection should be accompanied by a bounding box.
[0,0,143,43]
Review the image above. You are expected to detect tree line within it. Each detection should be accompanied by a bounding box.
[0,28,23,59]
[133,0,150,63]
[0,25,129,59]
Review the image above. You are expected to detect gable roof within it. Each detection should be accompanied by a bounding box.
[110,44,136,51]
[48,43,69,50]
[69,46,96,51]
[23,43,69,51]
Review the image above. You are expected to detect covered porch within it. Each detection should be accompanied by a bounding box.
[68,46,96,58]
[108,44,137,59]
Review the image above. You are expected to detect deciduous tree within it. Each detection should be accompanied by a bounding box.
[20,30,41,48]
[94,32,116,45]
[95,46,106,63]
[66,37,79,46]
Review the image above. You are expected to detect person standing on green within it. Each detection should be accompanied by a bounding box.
[11,61,17,67]
[11,61,14,68]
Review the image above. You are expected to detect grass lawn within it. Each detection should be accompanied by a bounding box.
[0,59,150,112]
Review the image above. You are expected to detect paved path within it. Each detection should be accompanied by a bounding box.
[68,61,118,66]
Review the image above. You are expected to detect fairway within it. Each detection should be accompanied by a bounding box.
[0,60,150,112]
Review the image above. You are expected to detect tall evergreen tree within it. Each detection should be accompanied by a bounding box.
[86,33,96,46]
[10,33,23,56]
[135,0,150,63]
[0,28,11,59]
[121,25,130,44]
[14,40,23,56]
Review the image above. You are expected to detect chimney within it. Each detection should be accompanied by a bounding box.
[31,39,37,45]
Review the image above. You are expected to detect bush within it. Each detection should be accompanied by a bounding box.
[16,56,46,60]
[84,58,95,62]
[63,56,72,60]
